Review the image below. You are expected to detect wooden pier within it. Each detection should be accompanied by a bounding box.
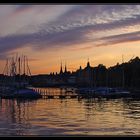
[32,88,80,99]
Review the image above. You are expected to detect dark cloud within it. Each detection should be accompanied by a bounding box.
[38,14,140,48]
[38,14,140,46]
[0,25,89,54]
[97,31,140,46]
[0,34,34,53]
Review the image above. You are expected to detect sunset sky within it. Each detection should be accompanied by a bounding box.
[0,5,140,75]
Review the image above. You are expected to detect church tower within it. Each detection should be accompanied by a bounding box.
[87,58,90,67]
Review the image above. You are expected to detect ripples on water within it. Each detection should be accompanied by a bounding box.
[0,87,140,136]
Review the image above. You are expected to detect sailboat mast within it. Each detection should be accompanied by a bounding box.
[24,55,25,75]
[18,57,20,75]
[26,56,31,76]
[3,59,8,75]
[122,55,125,88]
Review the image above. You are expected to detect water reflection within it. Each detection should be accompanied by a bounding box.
[122,98,140,120]
[0,99,38,135]
[0,88,140,135]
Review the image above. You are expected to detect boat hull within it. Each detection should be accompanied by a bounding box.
[75,87,132,98]
[0,88,42,99]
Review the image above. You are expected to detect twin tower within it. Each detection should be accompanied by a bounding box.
[60,62,67,74]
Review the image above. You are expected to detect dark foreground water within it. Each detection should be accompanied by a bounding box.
[0,87,140,136]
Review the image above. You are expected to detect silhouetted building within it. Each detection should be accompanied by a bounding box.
[76,61,94,87]
[29,56,140,89]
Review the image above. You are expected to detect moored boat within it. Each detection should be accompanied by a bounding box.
[0,55,42,99]
[0,88,42,99]
[75,87,131,97]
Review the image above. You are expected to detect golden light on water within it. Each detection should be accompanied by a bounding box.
[1,89,140,135]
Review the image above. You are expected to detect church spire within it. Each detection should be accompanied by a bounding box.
[87,57,90,67]
[64,61,67,73]
[60,61,63,74]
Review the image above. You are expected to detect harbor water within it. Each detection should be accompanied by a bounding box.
[0,87,140,136]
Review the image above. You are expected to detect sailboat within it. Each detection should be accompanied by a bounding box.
[0,55,42,99]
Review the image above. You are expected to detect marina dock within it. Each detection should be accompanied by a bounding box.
[1,87,140,99]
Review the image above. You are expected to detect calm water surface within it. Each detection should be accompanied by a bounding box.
[0,87,140,136]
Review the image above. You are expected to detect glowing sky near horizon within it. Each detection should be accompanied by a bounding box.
[0,5,140,75]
